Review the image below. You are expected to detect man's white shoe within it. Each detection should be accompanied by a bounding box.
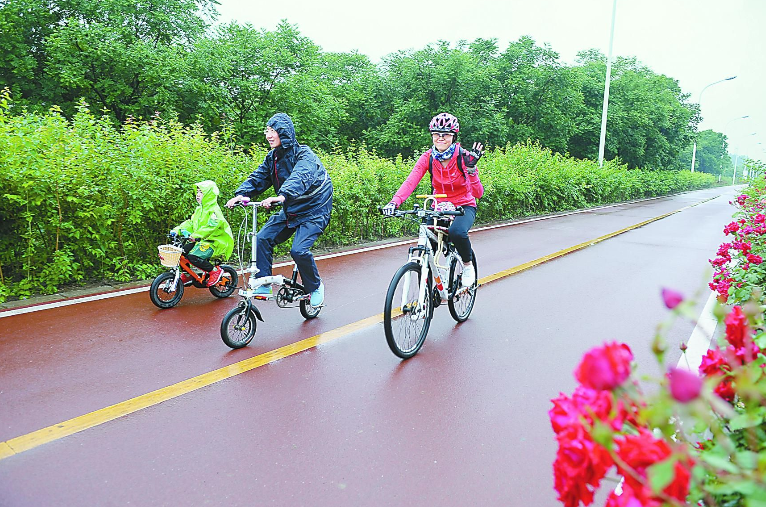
[461,264,475,287]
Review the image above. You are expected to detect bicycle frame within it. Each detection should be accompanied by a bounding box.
[400,195,463,315]
[381,194,477,358]
[163,239,212,291]
[236,200,311,306]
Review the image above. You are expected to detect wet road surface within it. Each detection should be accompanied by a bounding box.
[0,187,737,506]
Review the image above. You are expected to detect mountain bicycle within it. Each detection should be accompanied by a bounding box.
[150,236,238,308]
[380,194,478,359]
[220,198,322,349]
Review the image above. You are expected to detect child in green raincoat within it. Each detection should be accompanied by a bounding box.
[171,180,234,287]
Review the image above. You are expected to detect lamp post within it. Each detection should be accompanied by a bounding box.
[721,115,749,179]
[733,133,757,185]
[690,75,737,172]
[597,0,617,168]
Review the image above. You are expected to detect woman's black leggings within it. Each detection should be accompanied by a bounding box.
[448,205,476,263]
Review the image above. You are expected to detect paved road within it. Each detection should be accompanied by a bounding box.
[0,187,737,506]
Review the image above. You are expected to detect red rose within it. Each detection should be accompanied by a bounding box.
[615,429,694,504]
[605,490,656,507]
[575,342,634,391]
[550,386,629,435]
[553,424,613,507]
[725,306,751,349]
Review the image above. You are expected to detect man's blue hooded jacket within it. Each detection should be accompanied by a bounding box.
[235,113,333,225]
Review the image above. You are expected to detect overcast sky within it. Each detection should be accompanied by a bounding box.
[215,0,766,161]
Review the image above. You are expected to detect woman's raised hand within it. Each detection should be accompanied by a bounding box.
[463,142,485,170]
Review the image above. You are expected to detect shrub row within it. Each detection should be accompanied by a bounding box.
[0,92,716,301]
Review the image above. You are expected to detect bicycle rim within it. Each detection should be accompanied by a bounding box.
[448,252,477,322]
[220,305,257,349]
[383,262,432,359]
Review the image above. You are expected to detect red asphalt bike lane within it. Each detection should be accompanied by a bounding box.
[0,187,736,506]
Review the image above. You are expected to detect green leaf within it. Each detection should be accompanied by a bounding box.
[745,489,766,507]
[700,452,740,473]
[735,451,759,470]
[647,456,676,493]
[729,412,764,430]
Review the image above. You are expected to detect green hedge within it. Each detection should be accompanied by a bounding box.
[0,91,715,301]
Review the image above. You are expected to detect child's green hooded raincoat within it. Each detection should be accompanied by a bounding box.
[172,180,234,261]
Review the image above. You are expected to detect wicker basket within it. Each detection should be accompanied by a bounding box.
[158,244,183,267]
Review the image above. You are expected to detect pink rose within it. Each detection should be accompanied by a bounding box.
[575,342,634,391]
[661,288,684,309]
[667,367,702,402]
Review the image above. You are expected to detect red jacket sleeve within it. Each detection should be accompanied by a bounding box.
[391,151,431,206]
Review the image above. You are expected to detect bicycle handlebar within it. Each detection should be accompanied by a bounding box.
[378,205,465,218]
[236,197,283,208]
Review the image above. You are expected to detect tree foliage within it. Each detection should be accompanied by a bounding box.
[0,89,715,301]
[0,0,716,169]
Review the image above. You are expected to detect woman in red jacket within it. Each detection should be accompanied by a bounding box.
[382,112,484,288]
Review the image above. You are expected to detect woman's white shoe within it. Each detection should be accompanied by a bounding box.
[461,264,475,287]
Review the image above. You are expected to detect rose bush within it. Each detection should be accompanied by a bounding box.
[551,300,766,506]
[552,178,766,507]
[710,177,766,305]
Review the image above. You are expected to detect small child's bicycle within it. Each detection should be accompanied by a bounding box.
[220,198,322,349]
[380,195,478,359]
[150,236,239,308]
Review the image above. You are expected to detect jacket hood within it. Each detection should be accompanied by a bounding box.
[267,113,297,149]
[196,180,220,207]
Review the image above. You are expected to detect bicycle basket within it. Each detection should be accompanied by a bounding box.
[158,244,183,267]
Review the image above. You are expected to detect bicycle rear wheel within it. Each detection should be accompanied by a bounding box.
[299,299,321,319]
[383,262,433,359]
[209,265,239,298]
[448,251,477,322]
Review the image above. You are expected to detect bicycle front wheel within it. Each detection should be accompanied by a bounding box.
[220,304,257,349]
[383,262,433,359]
[150,271,184,309]
[448,251,477,323]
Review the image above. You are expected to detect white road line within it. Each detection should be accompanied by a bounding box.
[0,193,715,318]
[677,292,719,371]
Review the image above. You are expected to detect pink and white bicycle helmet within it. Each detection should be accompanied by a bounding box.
[429,112,460,133]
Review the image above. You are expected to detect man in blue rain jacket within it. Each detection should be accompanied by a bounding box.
[226,113,333,307]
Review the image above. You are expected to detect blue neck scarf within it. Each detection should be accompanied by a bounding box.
[432,143,456,161]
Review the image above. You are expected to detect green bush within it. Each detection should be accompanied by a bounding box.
[0,91,716,301]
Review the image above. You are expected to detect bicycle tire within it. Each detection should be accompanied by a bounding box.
[209,265,239,298]
[383,262,433,359]
[220,304,257,349]
[150,271,184,309]
[447,250,477,322]
[299,299,321,319]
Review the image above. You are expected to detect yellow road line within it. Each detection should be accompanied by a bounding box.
[481,210,678,285]
[0,314,383,460]
[0,195,719,461]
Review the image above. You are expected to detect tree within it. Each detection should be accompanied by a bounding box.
[181,20,321,146]
[569,51,696,169]
[0,0,218,119]
[367,39,502,157]
[495,36,584,155]
[679,129,730,176]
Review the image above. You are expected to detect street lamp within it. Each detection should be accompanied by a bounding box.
[690,75,737,172]
[733,132,757,185]
[721,115,749,178]
[597,0,618,168]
